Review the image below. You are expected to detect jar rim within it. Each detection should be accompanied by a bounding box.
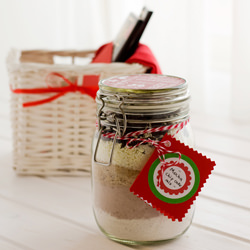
[99,74,187,94]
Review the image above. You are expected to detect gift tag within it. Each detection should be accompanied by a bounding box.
[130,134,215,221]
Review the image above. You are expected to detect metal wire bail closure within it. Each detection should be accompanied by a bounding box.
[93,95,126,166]
[93,126,118,167]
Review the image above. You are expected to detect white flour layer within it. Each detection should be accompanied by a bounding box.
[95,205,195,242]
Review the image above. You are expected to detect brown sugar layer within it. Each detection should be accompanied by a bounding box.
[93,181,161,220]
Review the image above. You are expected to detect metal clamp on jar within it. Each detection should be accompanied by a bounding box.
[92,74,195,245]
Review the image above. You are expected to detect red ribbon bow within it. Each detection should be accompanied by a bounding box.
[11,72,100,107]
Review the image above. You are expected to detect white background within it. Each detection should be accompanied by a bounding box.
[1,0,250,122]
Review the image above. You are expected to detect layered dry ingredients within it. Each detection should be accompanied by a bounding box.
[92,123,195,242]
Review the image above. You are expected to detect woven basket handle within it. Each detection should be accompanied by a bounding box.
[20,50,96,64]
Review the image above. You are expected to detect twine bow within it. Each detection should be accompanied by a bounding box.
[11,72,100,107]
[102,120,188,163]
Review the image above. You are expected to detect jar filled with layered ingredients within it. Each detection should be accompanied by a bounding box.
[92,74,195,245]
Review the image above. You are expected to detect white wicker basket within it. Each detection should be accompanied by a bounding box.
[7,49,147,176]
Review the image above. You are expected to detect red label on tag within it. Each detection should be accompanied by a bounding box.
[130,134,215,221]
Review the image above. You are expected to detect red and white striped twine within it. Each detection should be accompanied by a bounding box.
[101,119,189,162]
[102,119,189,141]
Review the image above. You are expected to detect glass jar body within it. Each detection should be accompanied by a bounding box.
[92,122,195,244]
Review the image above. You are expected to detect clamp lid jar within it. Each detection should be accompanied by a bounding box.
[92,74,195,245]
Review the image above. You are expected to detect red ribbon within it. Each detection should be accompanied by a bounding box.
[11,72,100,107]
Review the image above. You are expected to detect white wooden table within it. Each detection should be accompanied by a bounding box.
[0,98,250,249]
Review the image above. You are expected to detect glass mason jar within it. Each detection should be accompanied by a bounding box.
[92,74,195,245]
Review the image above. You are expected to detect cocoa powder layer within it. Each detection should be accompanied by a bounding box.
[93,161,160,219]
[93,181,160,220]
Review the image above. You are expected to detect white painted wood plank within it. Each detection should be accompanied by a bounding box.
[0,140,96,233]
[194,129,250,160]
[50,173,250,213]
[164,226,250,250]
[194,196,250,242]
[1,113,250,249]
[48,176,91,190]
[191,112,250,140]
[48,147,250,211]
[0,197,133,250]
[72,227,250,249]
[201,174,250,209]
[0,170,96,234]
[199,149,250,182]
[0,238,24,250]
[1,156,249,245]
[0,97,10,118]
[1,138,248,242]
[0,194,249,250]
[0,117,11,140]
